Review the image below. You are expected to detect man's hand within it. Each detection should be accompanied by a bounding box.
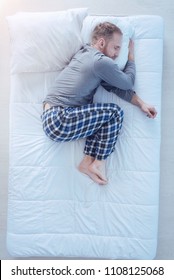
[131,93,157,119]
[140,102,157,119]
[128,39,134,61]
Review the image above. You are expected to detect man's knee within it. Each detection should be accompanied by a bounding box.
[111,103,124,121]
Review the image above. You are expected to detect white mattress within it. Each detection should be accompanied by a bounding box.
[7,14,163,259]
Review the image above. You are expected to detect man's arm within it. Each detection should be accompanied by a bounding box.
[127,39,134,62]
[94,40,136,91]
[102,39,157,118]
[101,84,157,118]
[127,40,157,118]
[100,39,136,101]
[95,58,135,90]
[131,93,157,119]
[100,82,136,103]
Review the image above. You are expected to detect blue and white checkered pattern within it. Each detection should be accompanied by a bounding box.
[41,103,124,160]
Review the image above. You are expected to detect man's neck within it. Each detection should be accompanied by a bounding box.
[90,43,102,53]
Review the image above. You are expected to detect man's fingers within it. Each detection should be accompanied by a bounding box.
[146,108,157,118]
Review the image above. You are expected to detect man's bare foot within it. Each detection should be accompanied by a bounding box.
[88,159,107,183]
[78,155,108,185]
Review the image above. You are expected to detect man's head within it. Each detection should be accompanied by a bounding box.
[91,22,123,59]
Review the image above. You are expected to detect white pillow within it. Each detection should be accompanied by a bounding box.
[81,16,134,70]
[7,8,88,74]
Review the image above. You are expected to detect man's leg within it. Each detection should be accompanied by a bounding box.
[42,103,123,184]
[79,103,124,184]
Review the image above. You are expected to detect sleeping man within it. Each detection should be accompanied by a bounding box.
[41,22,157,185]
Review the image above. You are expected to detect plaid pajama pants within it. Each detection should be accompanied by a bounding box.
[41,103,124,160]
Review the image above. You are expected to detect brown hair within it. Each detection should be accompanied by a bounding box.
[91,22,123,44]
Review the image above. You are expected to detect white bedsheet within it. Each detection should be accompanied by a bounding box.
[7,15,163,259]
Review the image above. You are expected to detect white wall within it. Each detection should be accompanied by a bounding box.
[0,0,174,259]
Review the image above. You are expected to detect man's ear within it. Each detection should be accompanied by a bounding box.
[98,38,106,50]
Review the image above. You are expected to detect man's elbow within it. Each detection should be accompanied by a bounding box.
[122,82,134,91]
[123,76,135,90]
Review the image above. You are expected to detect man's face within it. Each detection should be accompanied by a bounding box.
[102,33,122,60]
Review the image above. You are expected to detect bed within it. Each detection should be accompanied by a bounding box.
[6,8,164,259]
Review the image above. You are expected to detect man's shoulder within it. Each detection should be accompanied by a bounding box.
[82,44,104,58]
[94,52,114,68]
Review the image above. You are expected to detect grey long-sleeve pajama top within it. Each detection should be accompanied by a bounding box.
[44,44,136,108]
